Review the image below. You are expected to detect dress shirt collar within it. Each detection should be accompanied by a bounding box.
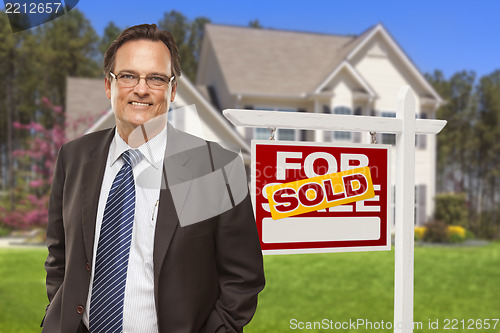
[110,124,167,170]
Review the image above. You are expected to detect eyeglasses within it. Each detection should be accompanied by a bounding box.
[109,72,175,89]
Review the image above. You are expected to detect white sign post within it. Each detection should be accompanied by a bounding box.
[223,86,446,333]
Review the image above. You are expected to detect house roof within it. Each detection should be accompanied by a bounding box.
[202,23,443,105]
[65,77,110,141]
[204,24,359,96]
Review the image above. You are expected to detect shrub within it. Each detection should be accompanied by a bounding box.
[422,222,468,243]
[434,193,469,228]
[465,230,475,240]
[0,226,11,237]
[447,225,466,243]
[414,226,426,241]
[476,212,500,240]
[423,220,449,243]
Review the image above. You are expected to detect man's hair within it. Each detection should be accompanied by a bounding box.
[103,23,181,83]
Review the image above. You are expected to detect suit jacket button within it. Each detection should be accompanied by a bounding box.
[76,305,84,314]
[86,262,91,271]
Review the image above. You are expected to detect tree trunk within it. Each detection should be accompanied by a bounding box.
[6,48,15,210]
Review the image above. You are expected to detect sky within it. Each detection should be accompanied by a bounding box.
[70,0,500,81]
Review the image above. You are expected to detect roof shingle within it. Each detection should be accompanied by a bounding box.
[204,24,375,96]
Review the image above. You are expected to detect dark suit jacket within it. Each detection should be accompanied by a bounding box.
[42,123,265,333]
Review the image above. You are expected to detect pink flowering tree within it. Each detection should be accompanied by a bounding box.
[0,97,101,231]
[0,97,66,229]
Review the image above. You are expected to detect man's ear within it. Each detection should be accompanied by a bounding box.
[170,83,177,102]
[105,77,111,99]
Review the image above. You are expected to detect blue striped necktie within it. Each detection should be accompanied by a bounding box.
[89,149,143,333]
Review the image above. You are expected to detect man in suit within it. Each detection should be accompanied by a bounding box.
[42,24,265,333]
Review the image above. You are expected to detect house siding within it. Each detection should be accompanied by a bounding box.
[350,37,436,224]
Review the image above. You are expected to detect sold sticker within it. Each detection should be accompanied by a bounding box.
[266,166,375,220]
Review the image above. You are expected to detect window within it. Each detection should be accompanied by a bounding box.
[254,127,270,140]
[323,106,353,141]
[277,128,297,141]
[334,106,351,115]
[253,127,297,141]
[381,111,396,145]
[333,106,352,141]
[253,106,298,141]
[416,112,427,149]
[167,104,179,128]
[323,104,333,141]
[416,184,427,225]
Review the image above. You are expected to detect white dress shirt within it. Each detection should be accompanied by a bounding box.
[83,125,167,333]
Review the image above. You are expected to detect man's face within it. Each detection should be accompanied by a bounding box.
[105,39,176,140]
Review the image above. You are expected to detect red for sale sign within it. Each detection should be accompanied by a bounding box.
[251,140,391,254]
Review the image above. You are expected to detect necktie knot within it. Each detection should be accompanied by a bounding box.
[122,149,143,168]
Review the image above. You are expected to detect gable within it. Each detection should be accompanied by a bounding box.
[316,61,377,99]
[196,33,234,110]
[348,26,442,109]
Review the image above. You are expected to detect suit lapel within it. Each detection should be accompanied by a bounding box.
[81,128,115,262]
[153,123,197,284]
[152,176,177,285]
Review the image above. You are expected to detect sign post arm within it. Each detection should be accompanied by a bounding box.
[394,86,416,333]
[223,109,446,134]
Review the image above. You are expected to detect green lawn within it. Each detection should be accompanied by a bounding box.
[1,243,499,333]
[0,248,48,333]
[247,243,500,332]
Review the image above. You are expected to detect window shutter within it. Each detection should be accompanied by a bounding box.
[417,135,427,149]
[324,131,332,142]
[353,132,362,143]
[245,127,253,141]
[417,184,427,225]
[244,106,254,141]
[298,109,307,141]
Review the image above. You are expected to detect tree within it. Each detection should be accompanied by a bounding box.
[426,70,477,195]
[427,69,500,239]
[186,16,211,77]
[158,10,210,81]
[0,12,15,204]
[248,19,263,28]
[0,13,44,209]
[475,70,500,237]
[0,9,100,216]
[98,21,122,60]
[39,8,101,109]
[158,11,189,47]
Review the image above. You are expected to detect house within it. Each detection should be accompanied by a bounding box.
[195,23,444,225]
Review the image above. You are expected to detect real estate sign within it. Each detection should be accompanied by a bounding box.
[251,140,391,254]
